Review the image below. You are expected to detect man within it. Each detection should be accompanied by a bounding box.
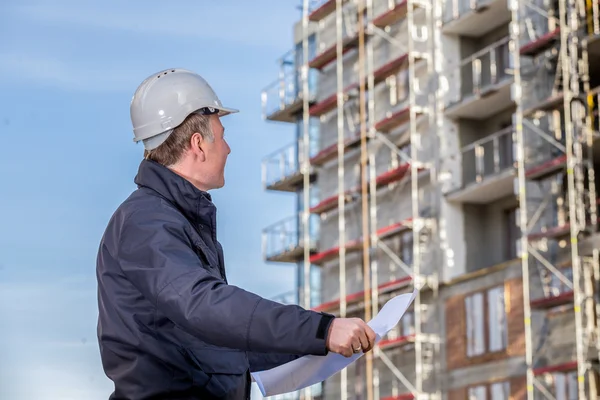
[96,68,377,400]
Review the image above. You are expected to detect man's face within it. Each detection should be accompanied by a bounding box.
[202,115,230,190]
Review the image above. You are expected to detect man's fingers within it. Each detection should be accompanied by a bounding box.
[357,328,369,352]
[366,326,376,350]
[357,325,375,353]
[343,346,353,357]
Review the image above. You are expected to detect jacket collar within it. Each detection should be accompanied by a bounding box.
[134,159,216,227]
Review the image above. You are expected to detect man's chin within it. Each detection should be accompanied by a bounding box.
[213,179,225,190]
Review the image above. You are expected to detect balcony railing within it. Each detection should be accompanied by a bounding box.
[443,0,492,23]
[262,142,300,190]
[448,37,512,106]
[461,126,514,186]
[261,137,318,191]
[261,49,318,122]
[262,214,319,262]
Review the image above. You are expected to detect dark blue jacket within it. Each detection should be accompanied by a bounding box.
[96,160,334,399]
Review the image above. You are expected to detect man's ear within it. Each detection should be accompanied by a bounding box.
[190,132,207,161]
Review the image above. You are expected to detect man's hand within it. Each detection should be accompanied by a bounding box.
[325,318,377,357]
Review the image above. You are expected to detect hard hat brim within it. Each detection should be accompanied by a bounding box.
[216,106,239,116]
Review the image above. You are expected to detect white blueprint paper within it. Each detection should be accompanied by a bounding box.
[251,289,418,397]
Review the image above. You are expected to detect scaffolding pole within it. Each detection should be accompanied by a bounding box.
[407,0,425,393]
[516,0,600,396]
[511,0,535,397]
[301,1,312,399]
[335,0,349,399]
[514,2,570,397]
[357,0,374,398]
[514,2,570,399]
[407,0,440,397]
[365,6,417,399]
[360,0,441,397]
[365,1,380,399]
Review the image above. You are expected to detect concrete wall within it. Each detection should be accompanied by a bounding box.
[463,194,519,272]
[437,15,467,282]
[316,2,359,55]
[524,173,566,236]
[318,250,364,307]
[316,146,362,200]
[371,13,409,72]
[318,51,360,103]
[521,53,559,111]
[370,11,431,125]
[317,96,362,152]
[523,110,564,168]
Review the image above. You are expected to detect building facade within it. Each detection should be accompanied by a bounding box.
[260,0,600,398]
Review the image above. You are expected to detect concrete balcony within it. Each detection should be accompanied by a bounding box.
[445,37,514,120]
[261,50,318,123]
[442,0,510,37]
[261,141,316,193]
[262,215,319,263]
[447,126,516,203]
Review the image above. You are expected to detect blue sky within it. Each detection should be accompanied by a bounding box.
[0,1,302,398]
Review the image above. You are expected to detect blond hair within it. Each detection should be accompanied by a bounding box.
[144,112,213,166]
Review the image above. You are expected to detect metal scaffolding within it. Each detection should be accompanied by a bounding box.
[260,0,600,397]
[294,0,443,398]
[515,0,600,397]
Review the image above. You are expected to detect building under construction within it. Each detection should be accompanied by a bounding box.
[260,0,600,398]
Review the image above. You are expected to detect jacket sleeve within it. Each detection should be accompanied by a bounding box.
[116,208,335,356]
[247,352,301,372]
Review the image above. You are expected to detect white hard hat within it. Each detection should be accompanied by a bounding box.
[130,68,239,150]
